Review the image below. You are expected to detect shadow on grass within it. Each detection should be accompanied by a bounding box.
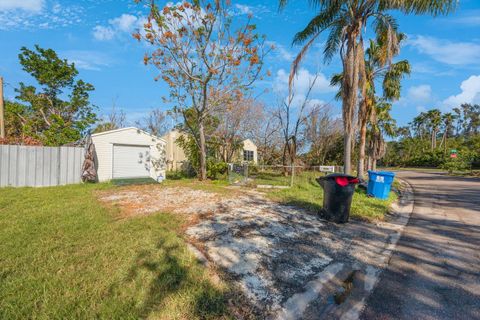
[114,237,228,319]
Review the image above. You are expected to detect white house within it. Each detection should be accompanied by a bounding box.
[91,127,167,182]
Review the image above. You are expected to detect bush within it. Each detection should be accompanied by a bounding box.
[441,159,470,173]
[207,161,228,180]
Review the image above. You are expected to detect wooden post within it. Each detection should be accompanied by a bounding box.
[0,77,5,139]
[290,164,295,187]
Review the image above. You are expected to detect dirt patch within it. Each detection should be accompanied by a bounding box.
[97,185,224,218]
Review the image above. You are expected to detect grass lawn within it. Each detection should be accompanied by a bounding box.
[0,184,229,320]
[265,171,398,221]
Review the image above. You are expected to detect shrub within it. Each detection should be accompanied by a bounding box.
[207,161,228,180]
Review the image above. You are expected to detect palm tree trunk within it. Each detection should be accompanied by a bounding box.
[342,34,361,175]
[357,99,367,178]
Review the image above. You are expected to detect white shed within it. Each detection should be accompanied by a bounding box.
[91,127,167,182]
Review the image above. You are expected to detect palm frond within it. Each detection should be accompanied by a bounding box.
[289,34,321,91]
[383,0,458,16]
[292,2,341,45]
[323,17,347,62]
[382,59,410,101]
[330,73,343,101]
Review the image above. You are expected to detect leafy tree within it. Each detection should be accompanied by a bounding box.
[15,45,97,145]
[279,0,456,174]
[136,1,270,180]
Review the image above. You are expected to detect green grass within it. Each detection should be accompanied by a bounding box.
[266,171,398,221]
[0,184,229,320]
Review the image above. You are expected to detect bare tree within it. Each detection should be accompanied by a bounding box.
[213,96,263,162]
[275,74,318,171]
[135,1,270,180]
[304,105,343,165]
[249,108,282,165]
[136,108,170,137]
[93,101,126,134]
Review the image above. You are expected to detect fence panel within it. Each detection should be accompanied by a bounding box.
[0,145,85,188]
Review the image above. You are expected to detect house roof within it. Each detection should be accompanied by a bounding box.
[91,127,166,143]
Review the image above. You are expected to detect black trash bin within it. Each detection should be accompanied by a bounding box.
[316,174,359,223]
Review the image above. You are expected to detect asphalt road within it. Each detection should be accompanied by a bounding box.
[360,171,480,320]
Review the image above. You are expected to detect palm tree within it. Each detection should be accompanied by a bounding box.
[367,100,397,171]
[352,35,410,178]
[439,112,456,154]
[331,36,410,178]
[425,109,442,150]
[279,0,456,174]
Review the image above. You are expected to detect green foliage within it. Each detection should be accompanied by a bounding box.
[206,160,228,180]
[442,157,470,174]
[9,45,97,146]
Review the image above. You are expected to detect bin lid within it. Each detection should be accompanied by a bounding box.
[318,173,357,180]
[317,174,359,186]
[368,170,395,177]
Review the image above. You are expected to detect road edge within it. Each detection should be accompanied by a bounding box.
[342,177,415,320]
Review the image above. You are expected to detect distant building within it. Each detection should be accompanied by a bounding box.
[162,129,258,170]
[240,138,258,164]
[161,129,188,171]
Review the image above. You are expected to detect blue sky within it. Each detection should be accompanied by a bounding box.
[1,0,480,127]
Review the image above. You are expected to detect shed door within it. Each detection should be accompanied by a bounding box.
[112,145,151,179]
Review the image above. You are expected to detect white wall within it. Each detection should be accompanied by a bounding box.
[92,128,166,182]
[242,139,258,164]
[161,129,188,171]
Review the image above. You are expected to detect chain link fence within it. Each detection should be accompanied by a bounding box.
[228,163,343,188]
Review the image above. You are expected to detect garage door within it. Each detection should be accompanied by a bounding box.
[112,145,151,179]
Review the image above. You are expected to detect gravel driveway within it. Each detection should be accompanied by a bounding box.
[186,188,413,319]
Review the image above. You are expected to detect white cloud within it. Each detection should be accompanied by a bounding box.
[110,14,138,32]
[235,4,252,15]
[408,35,480,66]
[274,68,335,95]
[232,3,270,17]
[408,85,431,102]
[93,14,139,41]
[443,75,480,108]
[0,2,83,30]
[0,0,43,12]
[93,15,137,41]
[92,25,115,41]
[62,50,112,71]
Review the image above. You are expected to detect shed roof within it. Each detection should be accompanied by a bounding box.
[91,127,166,143]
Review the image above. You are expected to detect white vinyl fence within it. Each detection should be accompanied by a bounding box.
[0,145,85,187]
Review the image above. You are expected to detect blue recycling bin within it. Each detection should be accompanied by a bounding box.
[367,171,395,200]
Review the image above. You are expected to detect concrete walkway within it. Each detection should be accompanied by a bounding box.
[361,171,480,320]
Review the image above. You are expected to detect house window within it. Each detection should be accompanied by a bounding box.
[243,150,254,162]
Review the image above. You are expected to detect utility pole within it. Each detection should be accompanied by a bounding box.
[0,77,5,139]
